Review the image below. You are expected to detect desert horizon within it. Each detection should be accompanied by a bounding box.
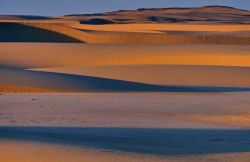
[0,3,250,162]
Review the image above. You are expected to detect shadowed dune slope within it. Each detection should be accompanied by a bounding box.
[0,23,82,42]
[34,65,250,87]
[0,67,202,92]
[1,67,250,92]
[0,127,250,156]
[1,43,250,69]
[80,18,116,25]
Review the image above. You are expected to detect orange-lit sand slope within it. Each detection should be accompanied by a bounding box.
[1,43,250,91]
[66,23,250,32]
[1,44,250,92]
[1,44,250,68]
[0,6,250,92]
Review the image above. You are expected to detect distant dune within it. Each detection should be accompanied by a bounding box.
[1,6,250,44]
[0,22,249,44]
[66,23,250,32]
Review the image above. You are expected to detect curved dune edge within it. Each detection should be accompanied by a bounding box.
[176,115,250,128]
[0,22,247,44]
[0,67,206,93]
[33,65,250,87]
[1,67,250,93]
[67,23,250,32]
[1,44,250,69]
[19,22,89,43]
[19,22,250,44]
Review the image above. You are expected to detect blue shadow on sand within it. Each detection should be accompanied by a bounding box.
[1,67,250,92]
[0,127,249,156]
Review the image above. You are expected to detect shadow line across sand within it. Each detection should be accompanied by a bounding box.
[1,67,250,92]
[0,127,249,156]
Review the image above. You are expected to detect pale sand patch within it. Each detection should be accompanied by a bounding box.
[0,140,249,162]
[0,92,250,128]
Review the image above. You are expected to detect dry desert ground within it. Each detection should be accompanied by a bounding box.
[0,6,250,162]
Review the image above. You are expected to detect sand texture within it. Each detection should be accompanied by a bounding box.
[0,93,250,162]
[1,5,250,162]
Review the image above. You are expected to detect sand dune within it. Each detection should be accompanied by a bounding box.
[1,67,218,93]
[1,5,250,162]
[67,23,250,32]
[1,44,250,69]
[0,22,249,44]
[0,22,82,42]
[1,92,250,161]
[1,67,250,93]
[34,65,250,87]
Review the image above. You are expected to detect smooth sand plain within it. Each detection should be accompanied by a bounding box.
[1,92,250,128]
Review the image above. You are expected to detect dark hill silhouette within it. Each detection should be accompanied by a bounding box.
[64,6,250,24]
